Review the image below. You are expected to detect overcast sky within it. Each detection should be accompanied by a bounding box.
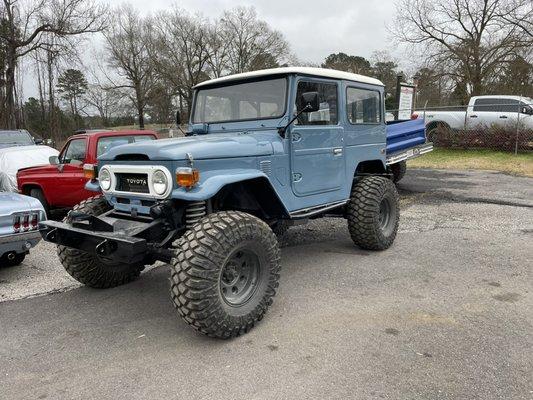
[21,0,403,99]
[127,0,399,63]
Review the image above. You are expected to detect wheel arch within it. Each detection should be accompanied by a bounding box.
[427,120,450,131]
[171,171,290,221]
[354,159,387,176]
[211,177,290,221]
[20,183,48,200]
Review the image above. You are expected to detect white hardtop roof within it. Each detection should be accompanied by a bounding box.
[194,67,384,89]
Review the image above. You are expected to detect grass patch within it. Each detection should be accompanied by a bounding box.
[408,149,533,177]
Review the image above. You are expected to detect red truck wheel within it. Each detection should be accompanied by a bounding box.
[30,188,50,217]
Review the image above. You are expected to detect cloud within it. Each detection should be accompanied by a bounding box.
[127,0,398,62]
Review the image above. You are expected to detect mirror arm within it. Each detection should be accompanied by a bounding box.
[278,105,311,138]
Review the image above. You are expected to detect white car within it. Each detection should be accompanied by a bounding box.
[0,145,59,192]
[414,95,533,132]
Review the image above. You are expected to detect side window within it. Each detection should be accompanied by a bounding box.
[346,87,381,124]
[500,99,519,113]
[60,139,87,164]
[295,81,338,125]
[473,98,497,112]
[474,98,521,113]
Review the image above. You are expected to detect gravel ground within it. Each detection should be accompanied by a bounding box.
[0,168,531,400]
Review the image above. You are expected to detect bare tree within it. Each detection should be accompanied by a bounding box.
[83,83,120,127]
[0,0,107,129]
[149,8,211,112]
[499,0,533,38]
[205,20,232,78]
[391,0,532,99]
[104,5,153,129]
[220,6,290,74]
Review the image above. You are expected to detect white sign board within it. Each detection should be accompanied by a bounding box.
[398,85,415,120]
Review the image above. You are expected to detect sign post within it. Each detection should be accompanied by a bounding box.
[398,84,416,120]
[394,74,417,120]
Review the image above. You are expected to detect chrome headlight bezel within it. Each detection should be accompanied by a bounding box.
[151,169,168,195]
[98,168,112,191]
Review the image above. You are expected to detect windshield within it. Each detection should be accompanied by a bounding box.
[97,135,155,157]
[192,78,287,124]
[0,130,33,146]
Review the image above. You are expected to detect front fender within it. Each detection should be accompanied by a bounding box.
[171,169,268,202]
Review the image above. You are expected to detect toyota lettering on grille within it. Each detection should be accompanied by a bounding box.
[126,178,147,186]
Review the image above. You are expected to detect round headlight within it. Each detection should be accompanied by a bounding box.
[152,170,168,195]
[99,168,112,191]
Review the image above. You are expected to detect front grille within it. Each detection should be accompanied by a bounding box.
[115,173,149,193]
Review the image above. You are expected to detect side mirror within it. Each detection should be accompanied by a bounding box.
[49,155,59,165]
[176,110,182,126]
[299,91,320,112]
[522,106,533,115]
[33,137,43,145]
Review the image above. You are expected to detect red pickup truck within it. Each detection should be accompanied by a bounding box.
[17,130,158,214]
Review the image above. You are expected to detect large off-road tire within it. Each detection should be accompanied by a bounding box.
[170,211,281,339]
[57,196,143,288]
[30,188,50,217]
[0,252,26,267]
[347,176,400,250]
[389,161,407,183]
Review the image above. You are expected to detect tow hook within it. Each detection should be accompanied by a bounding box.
[45,228,58,242]
[96,239,117,256]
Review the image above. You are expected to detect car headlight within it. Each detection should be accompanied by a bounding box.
[152,169,168,195]
[99,168,112,191]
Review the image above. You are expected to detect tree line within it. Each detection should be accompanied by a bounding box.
[1,2,292,140]
[1,0,532,142]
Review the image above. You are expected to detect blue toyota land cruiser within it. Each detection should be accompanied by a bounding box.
[40,67,432,338]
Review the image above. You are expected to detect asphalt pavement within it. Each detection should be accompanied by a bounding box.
[0,168,532,400]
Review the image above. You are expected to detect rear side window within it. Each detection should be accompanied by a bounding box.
[97,135,155,157]
[346,88,381,124]
[295,81,338,125]
[61,139,87,164]
[473,98,520,113]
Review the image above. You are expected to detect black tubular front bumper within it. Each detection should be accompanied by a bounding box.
[39,220,149,264]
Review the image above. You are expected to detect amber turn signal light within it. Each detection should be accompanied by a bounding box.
[176,167,199,188]
[83,164,96,179]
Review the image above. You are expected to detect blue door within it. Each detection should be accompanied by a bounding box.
[290,79,345,196]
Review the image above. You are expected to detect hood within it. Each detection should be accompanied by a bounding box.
[17,164,55,176]
[99,133,275,161]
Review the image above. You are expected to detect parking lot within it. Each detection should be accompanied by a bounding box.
[1,168,532,400]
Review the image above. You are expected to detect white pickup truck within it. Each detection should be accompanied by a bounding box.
[413,95,533,133]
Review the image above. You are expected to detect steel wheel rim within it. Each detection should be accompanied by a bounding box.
[220,248,260,306]
[379,198,391,231]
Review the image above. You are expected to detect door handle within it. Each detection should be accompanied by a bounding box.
[333,148,343,156]
[470,115,478,118]
[499,115,508,119]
